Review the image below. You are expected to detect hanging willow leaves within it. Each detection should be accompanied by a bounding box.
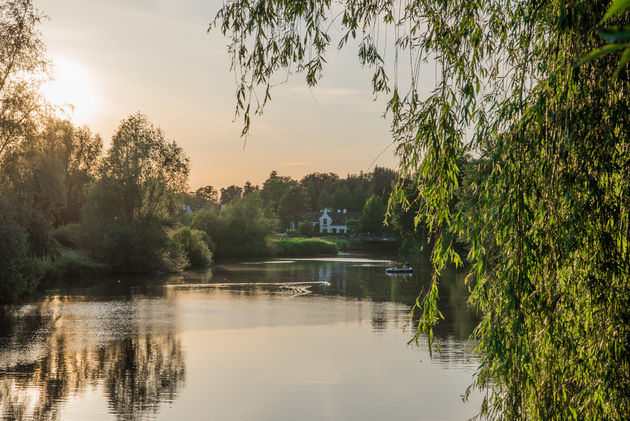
[211,1,630,419]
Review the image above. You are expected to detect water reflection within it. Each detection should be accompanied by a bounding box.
[0,253,480,420]
[0,297,184,421]
[210,253,478,341]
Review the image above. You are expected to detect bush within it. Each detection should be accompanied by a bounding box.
[272,237,339,256]
[40,248,107,281]
[297,222,314,237]
[172,227,212,268]
[0,206,38,301]
[192,193,277,257]
[52,223,82,248]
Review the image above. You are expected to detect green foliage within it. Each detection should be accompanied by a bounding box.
[345,218,358,234]
[193,193,277,257]
[358,195,386,235]
[242,180,259,196]
[278,185,309,229]
[40,248,107,281]
[81,113,190,273]
[0,0,47,161]
[191,208,225,242]
[52,223,82,248]
[220,184,242,205]
[272,237,338,256]
[389,177,428,254]
[331,184,352,210]
[185,185,219,211]
[172,227,212,268]
[297,221,314,237]
[580,1,630,78]
[260,170,298,213]
[213,1,630,418]
[0,200,38,301]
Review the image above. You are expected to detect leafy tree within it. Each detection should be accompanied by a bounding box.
[317,190,331,210]
[213,1,630,418]
[194,193,276,257]
[300,172,339,210]
[358,195,386,235]
[81,113,189,272]
[345,218,358,234]
[350,185,367,212]
[331,184,352,210]
[0,0,47,161]
[220,184,242,205]
[242,180,259,196]
[172,227,212,268]
[260,170,297,213]
[389,176,427,254]
[1,119,75,257]
[370,166,397,200]
[187,185,219,211]
[0,198,38,301]
[297,221,314,237]
[33,119,103,225]
[278,185,309,229]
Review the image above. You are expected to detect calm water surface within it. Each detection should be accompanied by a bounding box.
[0,253,481,420]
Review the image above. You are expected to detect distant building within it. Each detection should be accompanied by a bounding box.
[309,209,360,234]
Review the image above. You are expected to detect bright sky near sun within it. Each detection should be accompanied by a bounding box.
[37,0,399,189]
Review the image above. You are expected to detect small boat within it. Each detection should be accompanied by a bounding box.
[386,267,413,273]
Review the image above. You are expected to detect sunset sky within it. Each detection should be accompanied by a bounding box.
[37,0,398,190]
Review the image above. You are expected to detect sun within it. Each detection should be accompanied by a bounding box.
[43,57,98,125]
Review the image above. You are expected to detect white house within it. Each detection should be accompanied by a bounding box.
[309,209,360,234]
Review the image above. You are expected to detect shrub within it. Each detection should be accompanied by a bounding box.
[0,207,37,301]
[52,223,82,248]
[272,237,338,257]
[40,248,107,281]
[172,227,212,268]
[297,222,314,237]
[193,193,276,257]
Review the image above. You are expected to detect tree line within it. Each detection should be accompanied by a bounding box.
[183,166,398,233]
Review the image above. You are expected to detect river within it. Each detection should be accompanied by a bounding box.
[0,252,482,420]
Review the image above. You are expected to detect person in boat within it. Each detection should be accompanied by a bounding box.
[402,262,410,270]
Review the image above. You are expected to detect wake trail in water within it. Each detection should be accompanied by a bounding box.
[165,281,330,297]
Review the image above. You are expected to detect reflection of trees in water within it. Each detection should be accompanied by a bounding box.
[210,258,478,340]
[103,333,185,420]
[0,299,185,421]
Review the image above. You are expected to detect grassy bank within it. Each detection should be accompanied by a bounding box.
[272,237,342,257]
[40,248,108,281]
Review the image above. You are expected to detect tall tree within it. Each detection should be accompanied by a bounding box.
[82,113,189,272]
[358,195,386,235]
[0,0,47,161]
[242,180,259,196]
[187,185,219,210]
[331,184,352,210]
[212,1,630,418]
[260,170,297,213]
[220,185,242,205]
[278,185,309,229]
[370,166,397,201]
